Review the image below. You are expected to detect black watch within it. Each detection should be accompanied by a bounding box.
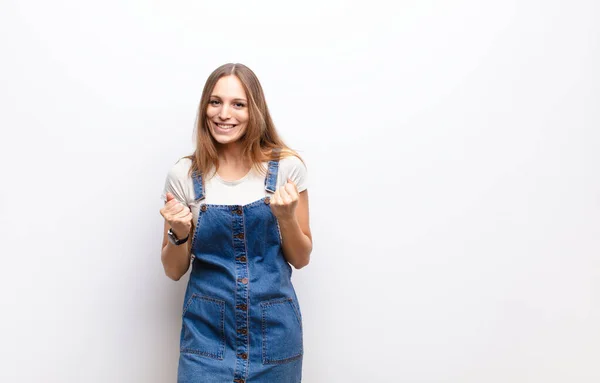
[167,228,189,246]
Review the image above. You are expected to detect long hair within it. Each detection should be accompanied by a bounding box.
[186,63,303,179]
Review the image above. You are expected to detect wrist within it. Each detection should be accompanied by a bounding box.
[167,228,189,246]
[277,215,298,226]
[170,227,190,241]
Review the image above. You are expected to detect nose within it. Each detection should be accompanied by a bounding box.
[218,104,231,120]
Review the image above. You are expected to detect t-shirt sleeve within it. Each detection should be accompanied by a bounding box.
[281,155,309,193]
[160,159,189,206]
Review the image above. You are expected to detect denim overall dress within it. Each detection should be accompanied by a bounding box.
[177,152,304,383]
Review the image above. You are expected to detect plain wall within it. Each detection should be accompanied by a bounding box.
[1,0,599,382]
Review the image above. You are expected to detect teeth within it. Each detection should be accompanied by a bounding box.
[217,123,235,129]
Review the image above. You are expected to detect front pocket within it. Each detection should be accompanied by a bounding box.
[261,297,303,365]
[180,294,225,360]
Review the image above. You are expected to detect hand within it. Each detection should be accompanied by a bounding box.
[160,192,193,238]
[270,178,299,222]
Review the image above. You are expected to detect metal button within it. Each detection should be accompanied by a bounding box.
[264,196,271,204]
[238,277,248,284]
[237,328,248,335]
[238,353,248,360]
[235,209,243,215]
[236,304,247,311]
[200,204,207,212]
[236,233,245,239]
[237,256,247,263]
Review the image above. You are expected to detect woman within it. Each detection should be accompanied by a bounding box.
[160,63,312,383]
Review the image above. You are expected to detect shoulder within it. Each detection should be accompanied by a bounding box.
[166,157,193,180]
[279,153,305,167]
[161,156,195,204]
[277,153,308,192]
[278,153,307,176]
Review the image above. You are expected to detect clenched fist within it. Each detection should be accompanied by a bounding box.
[160,192,193,239]
[270,178,299,221]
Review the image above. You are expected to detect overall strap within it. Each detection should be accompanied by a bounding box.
[191,171,205,201]
[264,148,282,193]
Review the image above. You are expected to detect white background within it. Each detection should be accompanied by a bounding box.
[1,0,599,382]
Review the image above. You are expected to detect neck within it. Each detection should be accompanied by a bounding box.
[217,142,249,167]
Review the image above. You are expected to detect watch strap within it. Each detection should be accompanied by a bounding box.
[168,228,189,245]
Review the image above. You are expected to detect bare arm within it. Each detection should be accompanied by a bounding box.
[160,220,192,281]
[160,193,193,281]
[277,189,313,269]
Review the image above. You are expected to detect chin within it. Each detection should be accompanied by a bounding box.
[215,137,240,145]
[209,127,246,145]
[211,132,241,145]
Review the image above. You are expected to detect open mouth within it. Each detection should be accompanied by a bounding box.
[214,122,237,130]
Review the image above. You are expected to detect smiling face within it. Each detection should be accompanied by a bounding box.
[206,75,249,146]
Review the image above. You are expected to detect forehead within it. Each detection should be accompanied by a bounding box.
[211,75,246,99]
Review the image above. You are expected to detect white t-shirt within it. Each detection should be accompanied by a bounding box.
[161,155,308,225]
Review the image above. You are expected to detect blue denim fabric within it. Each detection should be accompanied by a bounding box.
[177,152,303,383]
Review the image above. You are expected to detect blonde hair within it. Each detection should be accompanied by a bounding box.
[186,63,303,179]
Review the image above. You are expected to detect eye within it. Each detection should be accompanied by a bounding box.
[234,102,246,108]
[209,100,221,105]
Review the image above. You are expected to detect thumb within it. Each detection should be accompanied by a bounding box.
[287,178,298,191]
[166,192,175,202]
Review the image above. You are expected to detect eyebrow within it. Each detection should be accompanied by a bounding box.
[210,95,247,102]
